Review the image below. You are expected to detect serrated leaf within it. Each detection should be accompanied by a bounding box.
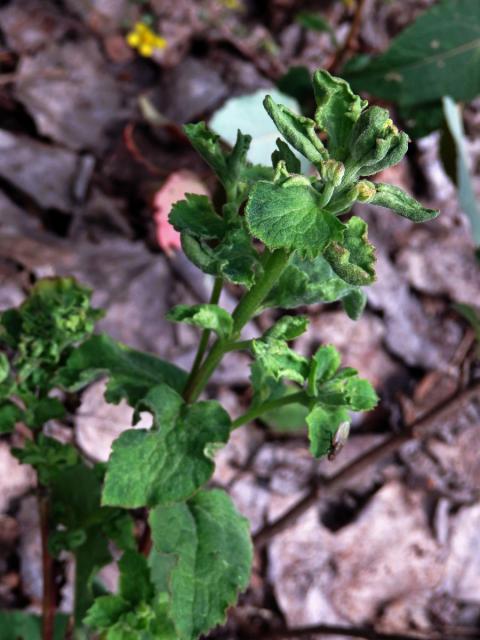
[307,405,350,458]
[264,315,309,340]
[344,377,379,411]
[442,96,480,244]
[181,224,260,288]
[344,0,480,108]
[252,338,309,385]
[371,183,439,222]
[246,178,344,258]
[307,345,341,396]
[166,304,233,339]
[324,216,376,286]
[56,334,187,404]
[313,69,366,161]
[169,194,226,239]
[263,254,365,320]
[183,123,228,186]
[263,95,326,166]
[149,489,252,640]
[102,384,231,508]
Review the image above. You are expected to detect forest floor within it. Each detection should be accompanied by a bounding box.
[0,1,480,639]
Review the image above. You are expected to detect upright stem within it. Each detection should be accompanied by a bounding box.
[38,491,55,640]
[183,249,290,403]
[185,277,223,386]
[231,391,306,429]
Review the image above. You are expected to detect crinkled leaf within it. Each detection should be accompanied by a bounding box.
[344,0,480,108]
[0,277,102,392]
[263,95,326,165]
[181,227,260,288]
[56,333,187,404]
[169,194,226,239]
[371,183,439,222]
[252,338,309,385]
[307,405,349,458]
[149,489,252,640]
[166,304,233,339]
[307,345,341,396]
[313,69,366,160]
[316,372,378,411]
[263,254,365,320]
[210,89,307,170]
[246,177,344,258]
[14,435,79,485]
[324,216,376,286]
[103,384,231,508]
[264,315,309,340]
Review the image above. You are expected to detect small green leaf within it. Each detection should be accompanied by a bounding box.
[84,595,129,630]
[344,377,379,411]
[183,123,228,186]
[149,489,252,640]
[166,304,233,339]
[119,551,154,606]
[102,384,231,508]
[307,345,341,396]
[0,353,9,383]
[264,315,309,341]
[307,405,350,458]
[263,95,326,165]
[252,338,309,385]
[169,195,226,239]
[26,396,65,429]
[210,89,307,169]
[313,69,366,161]
[246,177,344,258]
[263,254,365,320]
[57,334,188,404]
[271,138,301,173]
[324,216,376,286]
[371,183,439,222]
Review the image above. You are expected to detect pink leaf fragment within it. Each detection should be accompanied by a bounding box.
[153,170,209,256]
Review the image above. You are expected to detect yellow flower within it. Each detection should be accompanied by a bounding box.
[219,0,243,10]
[126,22,167,57]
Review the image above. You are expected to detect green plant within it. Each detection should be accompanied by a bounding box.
[0,70,437,640]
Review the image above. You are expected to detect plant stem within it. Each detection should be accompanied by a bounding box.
[231,392,305,429]
[185,277,223,386]
[38,491,55,640]
[183,249,290,403]
[227,339,252,352]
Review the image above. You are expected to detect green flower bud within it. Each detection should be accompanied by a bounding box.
[357,180,376,203]
[320,159,345,187]
[348,107,408,176]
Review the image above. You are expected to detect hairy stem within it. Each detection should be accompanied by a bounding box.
[38,491,55,640]
[185,277,223,386]
[231,391,305,429]
[183,249,290,403]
